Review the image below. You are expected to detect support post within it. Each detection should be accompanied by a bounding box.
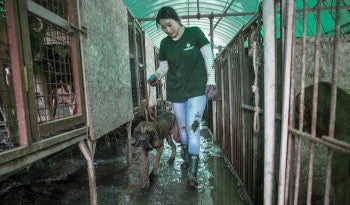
[209,12,214,51]
[78,140,97,205]
[262,0,276,204]
[278,0,295,204]
[126,121,133,166]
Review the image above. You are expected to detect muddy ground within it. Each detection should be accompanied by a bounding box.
[0,120,251,205]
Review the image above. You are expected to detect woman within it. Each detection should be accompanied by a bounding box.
[147,6,216,189]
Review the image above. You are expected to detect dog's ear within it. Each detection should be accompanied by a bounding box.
[133,123,142,136]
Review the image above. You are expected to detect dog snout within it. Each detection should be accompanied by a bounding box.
[138,139,150,148]
[133,131,155,150]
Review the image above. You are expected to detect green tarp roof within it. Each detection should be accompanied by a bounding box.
[1,0,349,48]
[124,0,350,49]
[124,0,260,48]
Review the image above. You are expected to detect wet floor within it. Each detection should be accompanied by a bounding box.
[0,123,251,205]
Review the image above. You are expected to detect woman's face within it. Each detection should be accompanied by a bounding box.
[159,18,181,38]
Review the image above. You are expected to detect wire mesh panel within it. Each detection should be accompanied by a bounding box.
[128,15,138,107]
[28,0,76,123]
[32,0,68,19]
[128,12,147,109]
[29,15,75,122]
[129,58,138,107]
[0,1,18,151]
[136,27,146,104]
[23,0,86,139]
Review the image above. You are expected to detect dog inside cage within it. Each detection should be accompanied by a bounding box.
[29,14,76,123]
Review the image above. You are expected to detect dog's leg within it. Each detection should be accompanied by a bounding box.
[170,120,181,143]
[165,134,176,164]
[150,144,164,180]
[138,147,150,194]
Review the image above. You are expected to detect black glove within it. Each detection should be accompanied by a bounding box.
[206,84,217,100]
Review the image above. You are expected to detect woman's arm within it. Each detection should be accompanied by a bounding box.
[155,60,169,79]
[200,44,216,85]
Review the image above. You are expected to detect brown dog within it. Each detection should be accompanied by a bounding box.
[133,112,181,193]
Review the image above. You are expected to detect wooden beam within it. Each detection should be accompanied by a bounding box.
[0,127,87,164]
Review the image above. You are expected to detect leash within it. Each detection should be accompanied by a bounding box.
[147,80,163,122]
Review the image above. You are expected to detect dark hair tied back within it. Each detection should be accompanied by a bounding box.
[156,6,181,27]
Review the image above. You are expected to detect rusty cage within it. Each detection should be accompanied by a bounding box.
[212,0,350,204]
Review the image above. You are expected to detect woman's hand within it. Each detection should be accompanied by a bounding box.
[206,84,217,100]
[147,74,158,87]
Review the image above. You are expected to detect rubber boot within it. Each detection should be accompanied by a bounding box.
[181,145,189,169]
[187,154,199,189]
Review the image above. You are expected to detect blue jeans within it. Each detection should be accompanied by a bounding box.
[171,95,207,155]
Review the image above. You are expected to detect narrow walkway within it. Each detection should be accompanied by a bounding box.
[94,122,251,205]
[0,122,251,205]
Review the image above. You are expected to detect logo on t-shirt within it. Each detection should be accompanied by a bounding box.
[183,43,194,51]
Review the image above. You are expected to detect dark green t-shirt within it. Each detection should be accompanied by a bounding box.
[159,26,209,102]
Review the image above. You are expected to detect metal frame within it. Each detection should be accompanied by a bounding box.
[23,0,86,138]
[128,9,149,114]
[0,0,87,178]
